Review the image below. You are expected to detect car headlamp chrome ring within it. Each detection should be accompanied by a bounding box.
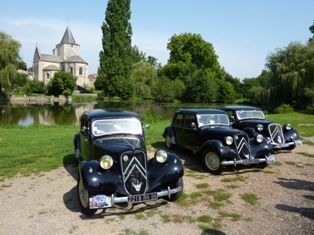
[100,155,113,169]
[256,124,263,131]
[256,134,263,143]
[284,123,292,131]
[225,136,233,145]
[155,150,167,163]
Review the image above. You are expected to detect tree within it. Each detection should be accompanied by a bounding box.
[47,71,77,96]
[163,33,224,82]
[96,0,133,99]
[0,31,23,97]
[309,21,314,42]
[266,42,307,108]
[130,61,157,99]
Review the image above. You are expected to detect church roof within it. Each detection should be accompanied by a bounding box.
[43,65,60,71]
[60,26,79,46]
[41,54,63,63]
[63,55,88,64]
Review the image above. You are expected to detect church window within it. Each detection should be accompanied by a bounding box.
[70,67,73,74]
[79,67,83,75]
[47,73,50,79]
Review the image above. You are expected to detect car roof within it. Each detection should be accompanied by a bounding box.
[175,108,227,115]
[220,105,262,111]
[82,109,141,120]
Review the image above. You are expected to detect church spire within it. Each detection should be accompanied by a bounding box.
[60,26,79,45]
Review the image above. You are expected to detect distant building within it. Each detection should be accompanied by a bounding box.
[32,26,89,87]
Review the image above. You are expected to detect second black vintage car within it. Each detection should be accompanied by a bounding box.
[74,109,184,216]
[220,106,302,151]
[163,108,275,175]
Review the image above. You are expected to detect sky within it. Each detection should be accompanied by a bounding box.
[1,0,313,79]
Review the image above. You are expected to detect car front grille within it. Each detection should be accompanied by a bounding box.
[234,134,251,159]
[268,123,285,144]
[120,150,148,195]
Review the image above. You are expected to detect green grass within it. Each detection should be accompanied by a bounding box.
[0,110,313,180]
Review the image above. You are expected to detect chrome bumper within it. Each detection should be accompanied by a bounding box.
[221,155,275,166]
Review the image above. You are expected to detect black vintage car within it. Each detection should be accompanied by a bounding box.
[73,109,184,216]
[162,108,275,175]
[220,106,302,151]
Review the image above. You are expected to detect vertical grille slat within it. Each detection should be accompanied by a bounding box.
[268,123,285,144]
[121,150,148,195]
[234,134,251,159]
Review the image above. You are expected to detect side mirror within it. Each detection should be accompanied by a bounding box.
[191,122,196,129]
[145,124,150,130]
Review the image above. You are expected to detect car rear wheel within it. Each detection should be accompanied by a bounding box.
[77,173,97,216]
[165,133,175,150]
[202,149,223,175]
[165,177,183,202]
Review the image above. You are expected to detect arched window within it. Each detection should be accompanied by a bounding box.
[70,67,73,74]
[79,67,83,75]
[47,73,50,79]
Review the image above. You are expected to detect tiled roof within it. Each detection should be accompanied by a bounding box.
[63,55,88,64]
[60,26,79,46]
[41,54,63,63]
[43,65,60,71]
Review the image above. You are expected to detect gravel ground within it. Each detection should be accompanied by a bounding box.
[0,138,314,235]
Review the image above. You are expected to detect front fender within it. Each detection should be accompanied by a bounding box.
[243,127,256,138]
[283,128,299,142]
[249,138,274,157]
[78,161,126,195]
[199,140,234,158]
[162,126,174,138]
[147,152,184,191]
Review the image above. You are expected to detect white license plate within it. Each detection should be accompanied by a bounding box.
[128,193,158,203]
[242,159,260,165]
[89,195,112,209]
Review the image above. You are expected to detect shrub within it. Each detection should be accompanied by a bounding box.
[274,103,294,114]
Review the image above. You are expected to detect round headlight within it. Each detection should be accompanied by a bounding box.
[100,155,113,169]
[257,124,263,131]
[256,134,263,143]
[285,123,292,131]
[155,150,167,163]
[225,136,233,145]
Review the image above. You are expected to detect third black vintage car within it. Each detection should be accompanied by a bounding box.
[74,109,184,216]
[220,106,302,151]
[163,108,275,175]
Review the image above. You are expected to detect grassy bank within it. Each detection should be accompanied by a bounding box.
[0,111,313,180]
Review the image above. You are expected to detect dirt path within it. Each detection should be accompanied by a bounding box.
[0,140,314,235]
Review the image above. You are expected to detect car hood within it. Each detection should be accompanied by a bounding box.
[93,136,145,160]
[201,125,245,136]
[237,119,274,128]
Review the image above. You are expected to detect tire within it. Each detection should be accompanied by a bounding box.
[255,162,268,169]
[202,149,223,175]
[165,177,183,202]
[77,173,97,216]
[165,133,175,150]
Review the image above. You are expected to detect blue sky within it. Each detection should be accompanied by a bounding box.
[1,0,313,79]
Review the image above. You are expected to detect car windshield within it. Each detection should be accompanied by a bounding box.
[92,118,142,136]
[197,114,230,127]
[236,110,265,120]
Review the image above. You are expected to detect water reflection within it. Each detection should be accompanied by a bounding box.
[0,101,222,126]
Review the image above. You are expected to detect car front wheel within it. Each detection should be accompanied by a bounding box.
[77,173,97,216]
[165,177,183,202]
[202,149,223,175]
[165,133,175,150]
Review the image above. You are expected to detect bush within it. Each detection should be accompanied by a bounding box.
[274,103,294,114]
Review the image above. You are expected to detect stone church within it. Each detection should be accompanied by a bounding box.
[32,26,89,87]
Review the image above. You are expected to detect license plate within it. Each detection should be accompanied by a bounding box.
[242,159,260,165]
[128,193,158,203]
[89,195,112,209]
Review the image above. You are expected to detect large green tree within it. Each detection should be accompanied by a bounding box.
[266,42,308,108]
[96,0,133,99]
[47,71,77,96]
[162,33,225,102]
[0,31,23,97]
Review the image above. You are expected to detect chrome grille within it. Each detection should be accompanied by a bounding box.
[120,150,147,195]
[268,123,285,144]
[234,134,251,159]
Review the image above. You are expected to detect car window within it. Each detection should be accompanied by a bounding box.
[236,110,265,120]
[198,114,230,127]
[184,114,196,128]
[174,114,183,127]
[92,118,142,136]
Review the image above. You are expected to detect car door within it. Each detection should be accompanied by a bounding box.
[80,117,90,160]
[180,114,200,152]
